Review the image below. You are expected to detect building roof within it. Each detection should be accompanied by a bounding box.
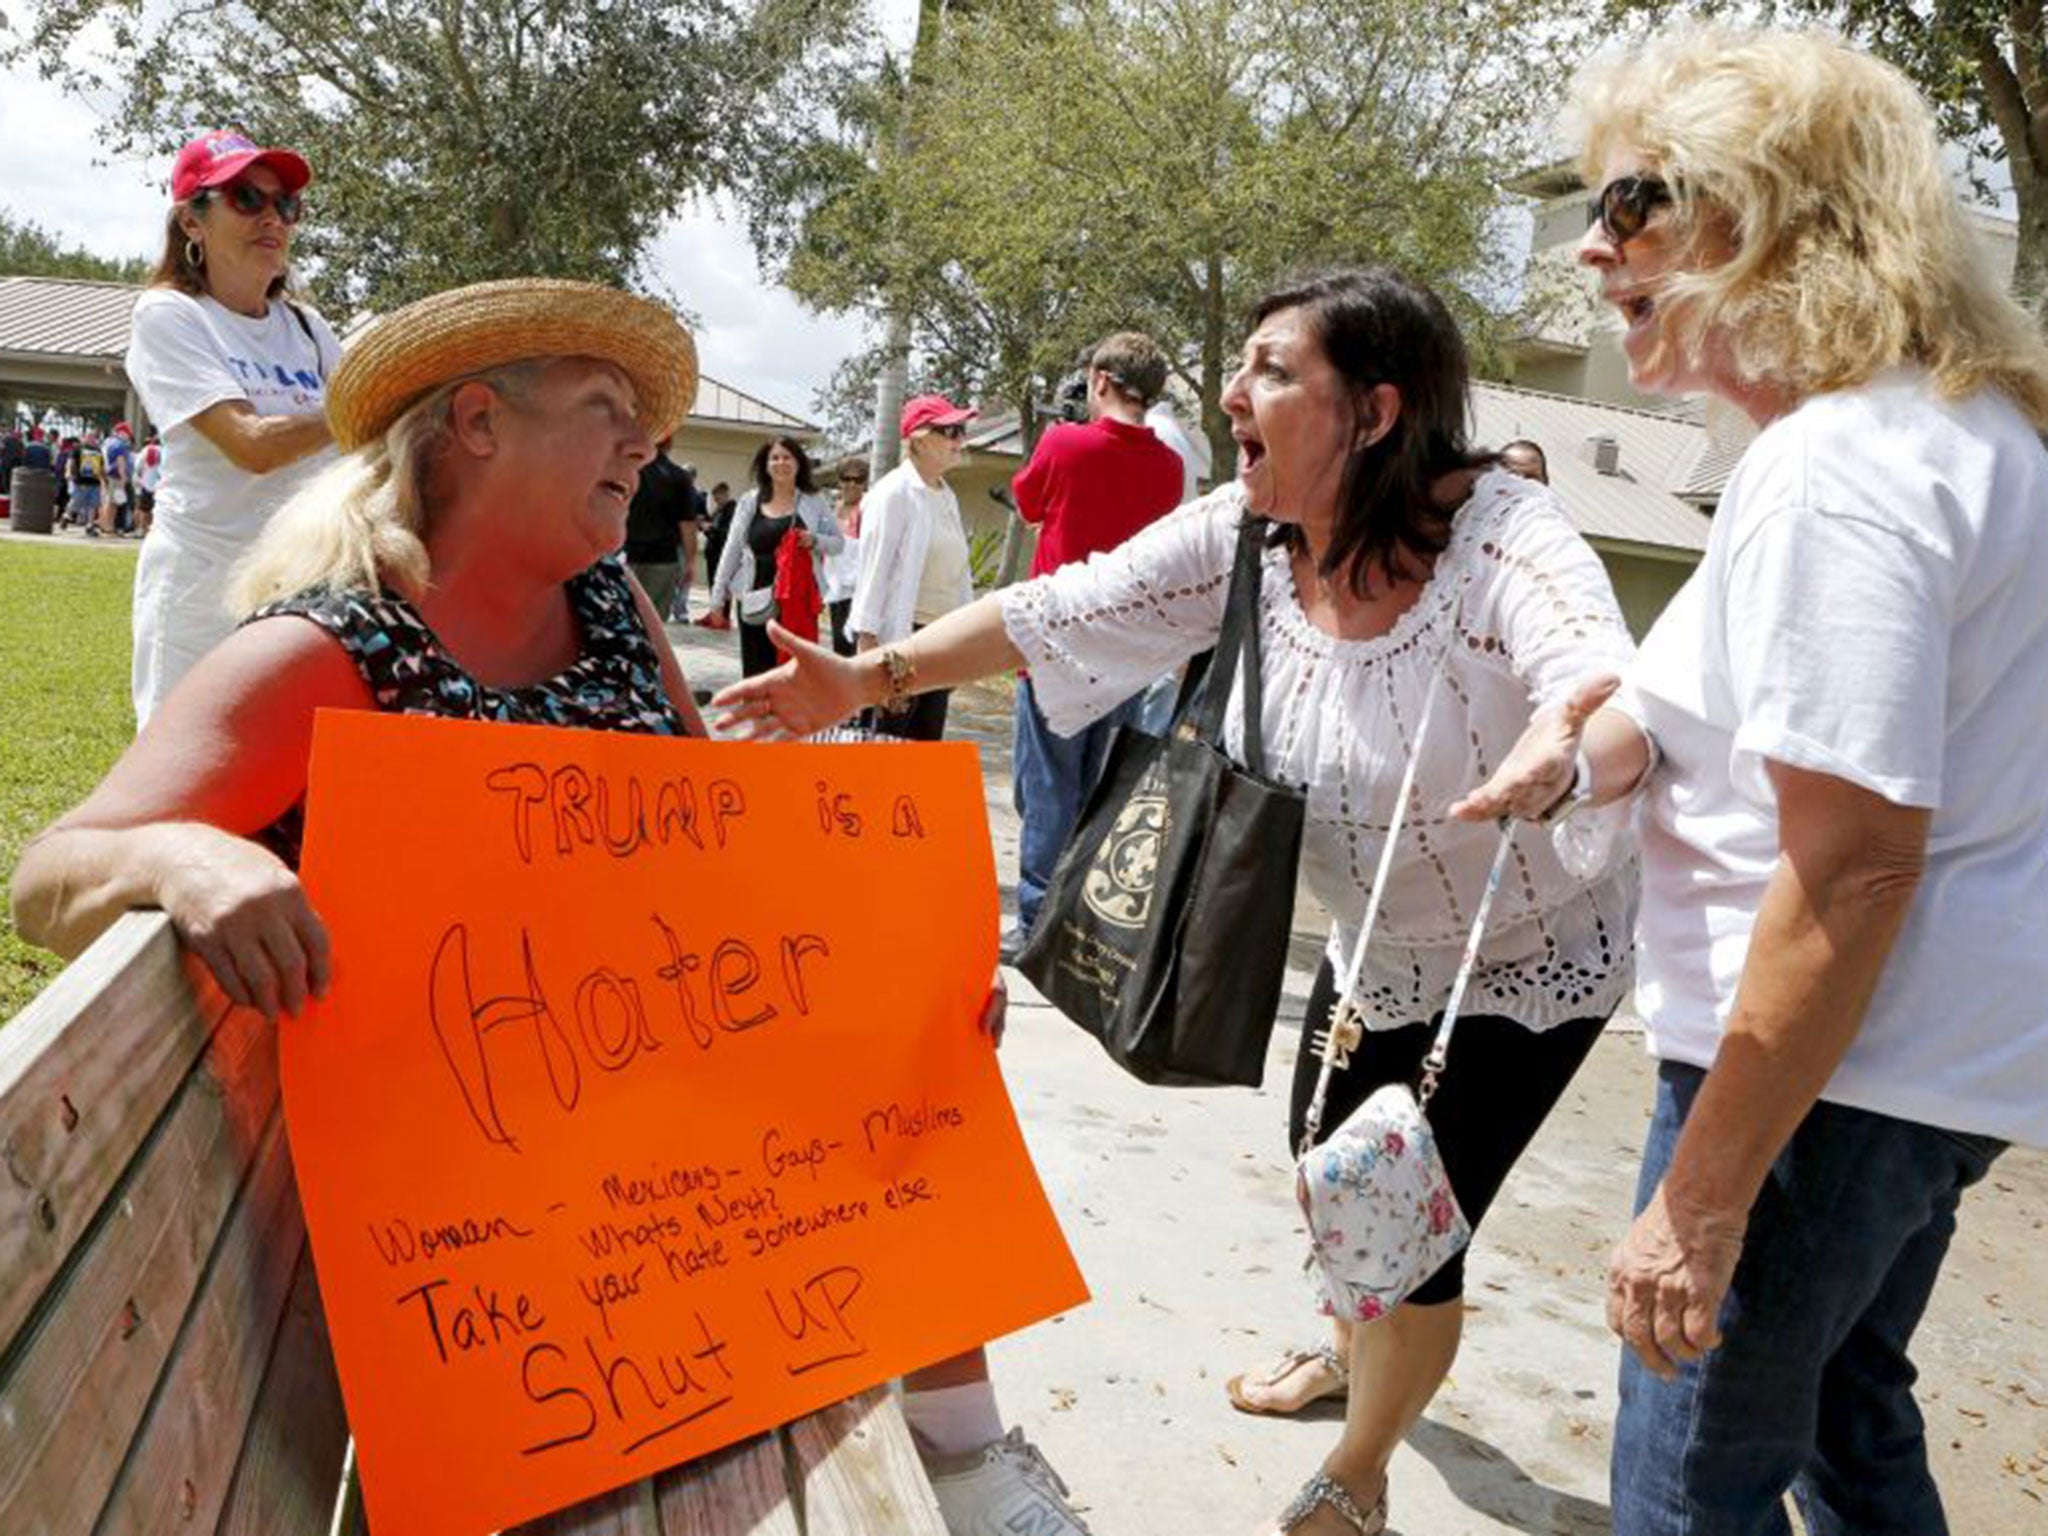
[0,275,815,432]
[1505,158,1586,200]
[963,386,1713,556]
[1665,431,1746,503]
[1474,381,1712,553]
[962,412,1029,455]
[0,276,139,359]
[687,375,817,434]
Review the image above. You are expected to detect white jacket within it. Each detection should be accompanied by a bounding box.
[846,462,972,645]
[707,488,845,616]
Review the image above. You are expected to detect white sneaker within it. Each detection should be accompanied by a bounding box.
[923,1426,1094,1536]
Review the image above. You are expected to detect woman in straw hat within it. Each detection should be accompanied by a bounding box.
[14,275,1084,1536]
[13,278,711,1017]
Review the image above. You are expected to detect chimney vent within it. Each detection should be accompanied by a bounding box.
[1581,432,1620,475]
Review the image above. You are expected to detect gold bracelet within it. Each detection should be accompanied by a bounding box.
[877,646,917,712]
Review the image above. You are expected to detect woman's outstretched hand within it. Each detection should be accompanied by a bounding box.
[711,621,870,740]
[1449,673,1620,823]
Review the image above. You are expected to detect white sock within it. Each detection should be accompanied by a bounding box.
[902,1380,1005,1457]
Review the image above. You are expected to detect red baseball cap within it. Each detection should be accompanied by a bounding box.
[170,129,312,203]
[899,394,977,438]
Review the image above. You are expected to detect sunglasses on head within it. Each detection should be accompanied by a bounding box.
[1588,174,1673,247]
[206,181,304,224]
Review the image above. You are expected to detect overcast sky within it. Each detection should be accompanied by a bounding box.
[0,13,912,426]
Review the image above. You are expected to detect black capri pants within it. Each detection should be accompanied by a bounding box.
[1289,956,1608,1306]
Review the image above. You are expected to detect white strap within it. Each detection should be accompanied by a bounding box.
[1417,822,1515,1104]
[1302,812,1517,1145]
[1331,661,1447,1006]
[1299,583,1525,1150]
[1297,640,1451,1154]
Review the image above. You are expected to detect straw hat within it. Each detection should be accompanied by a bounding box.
[326,278,698,452]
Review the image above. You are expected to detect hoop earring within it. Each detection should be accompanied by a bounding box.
[184,239,204,269]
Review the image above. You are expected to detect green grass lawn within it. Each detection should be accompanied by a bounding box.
[0,540,136,1024]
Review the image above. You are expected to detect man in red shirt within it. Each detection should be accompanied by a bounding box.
[1005,332,1187,960]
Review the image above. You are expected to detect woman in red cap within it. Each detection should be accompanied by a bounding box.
[123,128,340,727]
[846,394,978,740]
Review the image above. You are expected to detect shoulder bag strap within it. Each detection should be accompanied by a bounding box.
[285,301,327,383]
[1414,821,1514,1106]
[1297,581,1477,1153]
[1187,514,1270,770]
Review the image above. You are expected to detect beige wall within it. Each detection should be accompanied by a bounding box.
[666,421,823,503]
[1506,351,1587,399]
[1595,543,1696,639]
[949,453,1022,542]
[1508,337,1667,412]
[669,426,763,504]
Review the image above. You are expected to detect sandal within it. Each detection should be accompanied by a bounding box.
[1276,1472,1387,1535]
[1225,1341,1349,1416]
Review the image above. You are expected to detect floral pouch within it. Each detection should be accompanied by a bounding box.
[1296,1082,1471,1321]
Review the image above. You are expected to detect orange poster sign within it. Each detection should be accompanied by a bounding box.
[288,711,1089,1536]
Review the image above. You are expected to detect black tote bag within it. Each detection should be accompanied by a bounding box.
[1017,515,1306,1087]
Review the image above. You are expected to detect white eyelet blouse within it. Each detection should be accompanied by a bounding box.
[999,470,1640,1032]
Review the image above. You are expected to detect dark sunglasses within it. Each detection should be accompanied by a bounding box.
[206,181,305,224]
[928,423,968,440]
[1587,174,1673,247]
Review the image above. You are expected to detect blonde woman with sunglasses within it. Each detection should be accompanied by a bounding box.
[124,128,340,726]
[1462,28,2048,1535]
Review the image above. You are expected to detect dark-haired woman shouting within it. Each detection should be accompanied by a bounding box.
[714,267,1640,1536]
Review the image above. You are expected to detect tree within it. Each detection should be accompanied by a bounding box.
[2,0,865,314]
[0,207,148,282]
[761,0,1584,471]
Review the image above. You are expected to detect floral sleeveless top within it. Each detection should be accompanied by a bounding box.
[250,554,685,866]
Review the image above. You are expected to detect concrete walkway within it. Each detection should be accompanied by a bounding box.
[0,522,147,549]
[662,604,2047,1536]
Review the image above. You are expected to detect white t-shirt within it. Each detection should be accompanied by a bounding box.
[1622,367,2048,1145]
[124,288,341,723]
[1146,400,1211,505]
[848,462,973,644]
[822,498,863,604]
[1002,473,1640,1030]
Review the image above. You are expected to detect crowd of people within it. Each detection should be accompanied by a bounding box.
[1,421,163,537]
[6,21,2045,1536]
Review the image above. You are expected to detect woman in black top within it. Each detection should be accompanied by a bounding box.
[705,435,845,677]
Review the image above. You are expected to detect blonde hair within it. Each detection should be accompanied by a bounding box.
[231,362,541,613]
[1574,25,2048,427]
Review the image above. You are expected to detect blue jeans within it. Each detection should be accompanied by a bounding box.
[1011,676,1140,933]
[1611,1062,2005,1536]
